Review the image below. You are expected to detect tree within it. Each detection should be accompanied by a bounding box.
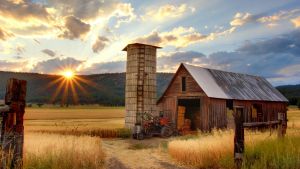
[37,103,44,107]
[297,99,300,110]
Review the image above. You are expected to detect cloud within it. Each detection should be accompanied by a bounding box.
[92,36,110,53]
[82,61,125,74]
[48,0,136,27]
[113,3,136,28]
[134,26,235,48]
[142,4,192,21]
[258,9,300,24]
[15,44,25,55]
[59,16,91,40]
[0,0,50,21]
[48,0,116,20]
[0,60,28,72]
[230,12,254,26]
[291,16,300,28]
[31,57,84,74]
[0,27,13,40]
[42,49,56,57]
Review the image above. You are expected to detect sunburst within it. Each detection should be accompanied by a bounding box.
[44,68,97,106]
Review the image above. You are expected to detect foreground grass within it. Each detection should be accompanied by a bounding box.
[243,136,300,169]
[168,107,300,169]
[24,133,105,169]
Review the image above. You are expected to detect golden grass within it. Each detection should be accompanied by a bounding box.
[168,108,300,168]
[25,107,124,120]
[168,130,276,168]
[24,107,125,135]
[24,132,105,169]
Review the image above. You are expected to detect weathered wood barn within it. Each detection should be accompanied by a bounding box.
[157,63,288,131]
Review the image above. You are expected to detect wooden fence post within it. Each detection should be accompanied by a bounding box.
[1,78,27,168]
[277,112,285,138]
[234,106,244,169]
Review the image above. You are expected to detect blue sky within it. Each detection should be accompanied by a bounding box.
[0,0,300,86]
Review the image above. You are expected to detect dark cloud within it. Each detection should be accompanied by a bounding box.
[32,57,83,73]
[82,61,125,74]
[0,27,13,40]
[42,49,56,57]
[15,45,25,55]
[158,51,205,71]
[78,30,300,85]
[92,36,110,53]
[33,39,41,44]
[0,0,49,21]
[59,16,91,40]
[0,60,26,71]
[48,0,117,20]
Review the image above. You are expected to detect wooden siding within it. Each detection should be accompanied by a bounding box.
[233,100,287,123]
[157,66,228,131]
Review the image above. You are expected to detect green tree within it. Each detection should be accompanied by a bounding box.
[297,99,300,109]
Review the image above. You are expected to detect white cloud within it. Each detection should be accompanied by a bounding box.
[230,12,253,26]
[142,4,191,21]
[134,26,235,48]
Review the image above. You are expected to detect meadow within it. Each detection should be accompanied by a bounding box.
[168,107,300,169]
[22,105,300,169]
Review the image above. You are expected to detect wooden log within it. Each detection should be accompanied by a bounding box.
[234,106,244,169]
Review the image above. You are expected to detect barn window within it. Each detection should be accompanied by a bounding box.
[181,77,186,92]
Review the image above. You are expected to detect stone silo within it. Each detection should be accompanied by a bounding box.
[123,43,161,129]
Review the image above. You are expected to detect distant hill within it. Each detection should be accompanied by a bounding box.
[0,71,173,106]
[276,84,300,105]
[0,71,298,106]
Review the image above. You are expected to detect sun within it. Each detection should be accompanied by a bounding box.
[62,70,74,79]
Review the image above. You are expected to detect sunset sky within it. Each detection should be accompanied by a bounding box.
[0,0,300,85]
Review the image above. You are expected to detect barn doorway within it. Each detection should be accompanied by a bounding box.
[177,98,200,130]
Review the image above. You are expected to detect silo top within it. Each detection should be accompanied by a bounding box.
[122,43,161,51]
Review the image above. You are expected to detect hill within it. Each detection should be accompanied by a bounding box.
[0,71,299,106]
[0,71,173,106]
[276,84,300,105]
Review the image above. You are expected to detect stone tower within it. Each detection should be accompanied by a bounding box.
[123,43,161,129]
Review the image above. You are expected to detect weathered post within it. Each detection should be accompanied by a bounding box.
[233,106,244,169]
[277,112,285,138]
[1,78,27,168]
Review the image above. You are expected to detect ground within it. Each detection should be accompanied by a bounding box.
[23,105,300,169]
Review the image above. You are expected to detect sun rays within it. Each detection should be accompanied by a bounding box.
[44,69,96,106]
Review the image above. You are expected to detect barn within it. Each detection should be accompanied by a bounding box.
[157,63,288,132]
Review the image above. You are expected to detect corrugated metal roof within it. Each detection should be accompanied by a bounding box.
[183,63,288,102]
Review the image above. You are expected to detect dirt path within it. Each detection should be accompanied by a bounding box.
[102,138,188,169]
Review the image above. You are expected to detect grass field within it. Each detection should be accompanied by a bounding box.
[22,106,300,169]
[24,106,125,132]
[168,107,300,169]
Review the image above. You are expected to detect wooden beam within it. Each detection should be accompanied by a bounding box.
[243,121,279,127]
[234,106,244,169]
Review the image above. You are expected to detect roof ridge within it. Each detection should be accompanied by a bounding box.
[183,63,262,78]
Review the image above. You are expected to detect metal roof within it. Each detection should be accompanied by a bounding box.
[182,63,288,102]
[122,43,161,51]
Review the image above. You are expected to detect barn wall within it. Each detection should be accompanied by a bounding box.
[157,67,228,131]
[157,66,206,126]
[233,100,287,123]
[207,98,227,130]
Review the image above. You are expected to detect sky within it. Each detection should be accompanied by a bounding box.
[0,0,300,86]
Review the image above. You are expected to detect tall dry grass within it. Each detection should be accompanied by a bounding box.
[24,132,105,169]
[168,130,278,168]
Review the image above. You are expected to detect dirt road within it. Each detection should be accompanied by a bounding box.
[102,138,189,169]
